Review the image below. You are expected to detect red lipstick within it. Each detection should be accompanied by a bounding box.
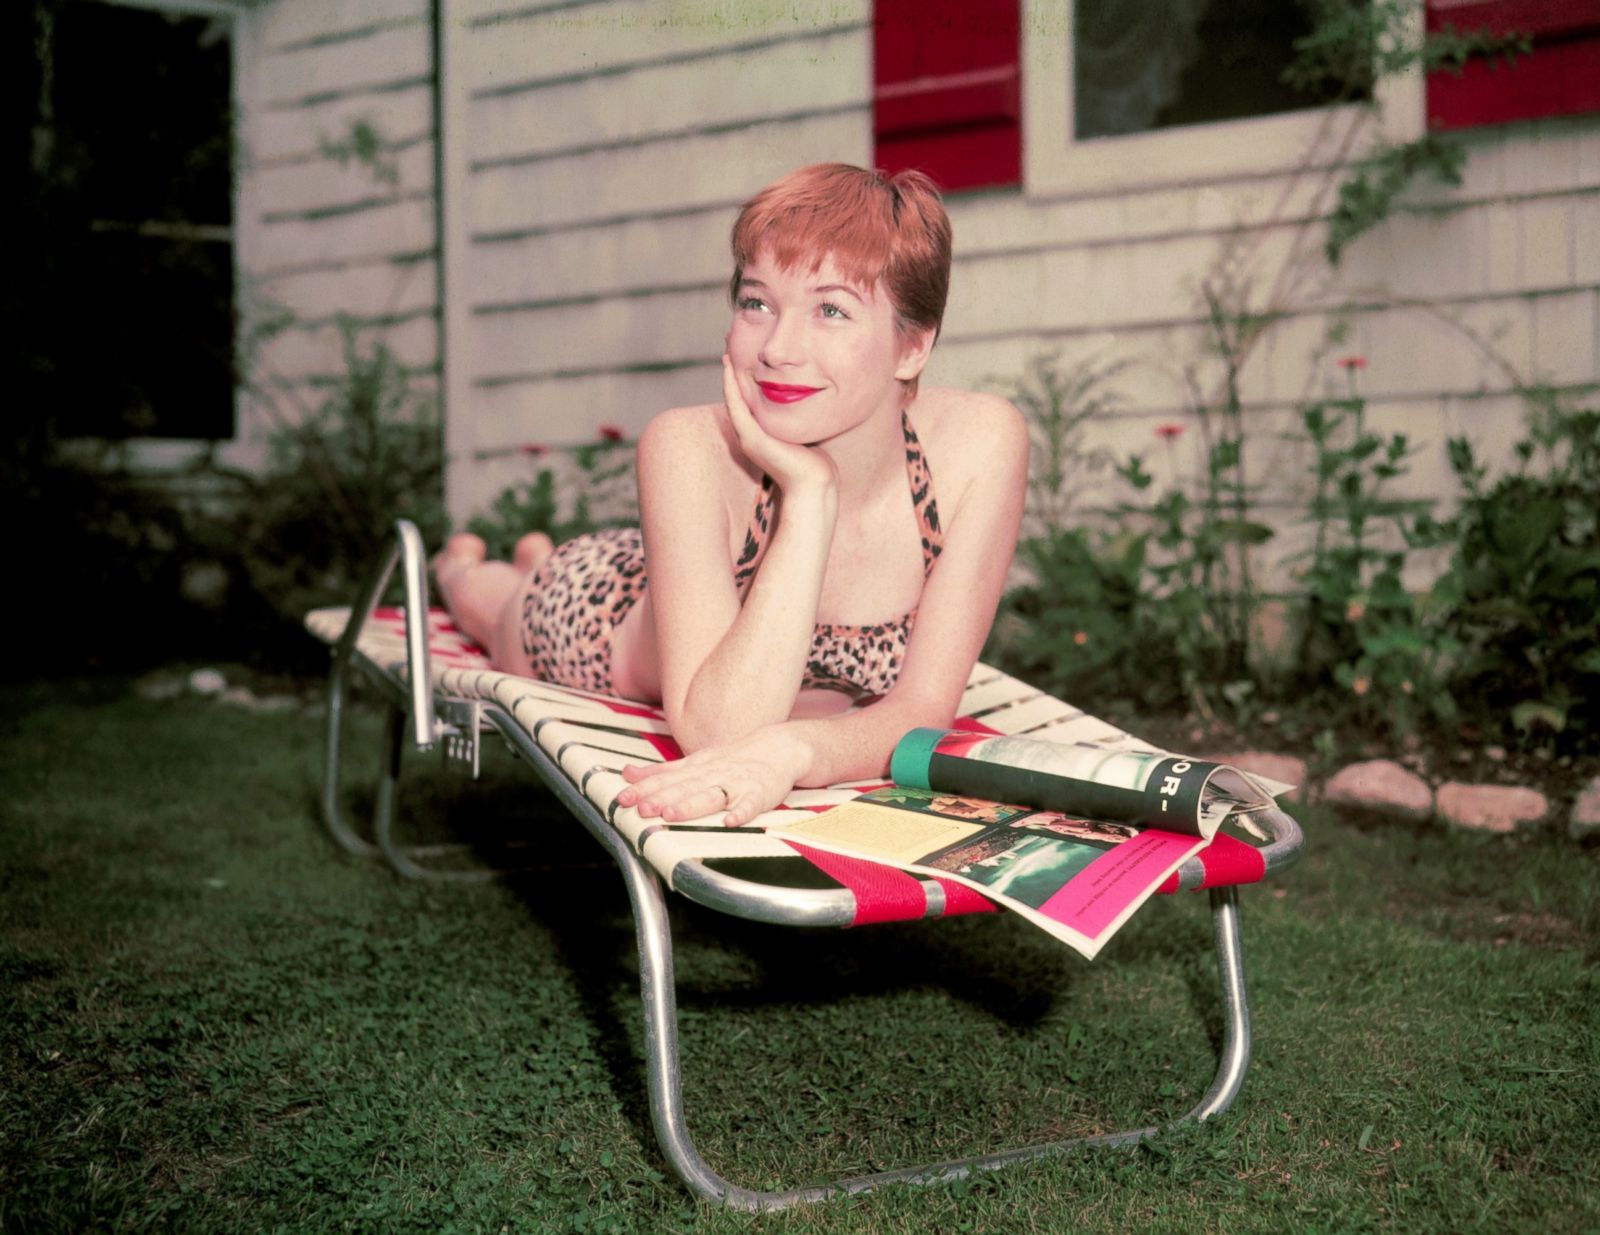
[757,381,821,405]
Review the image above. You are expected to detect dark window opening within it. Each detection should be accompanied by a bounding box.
[1075,0,1371,141]
[19,0,235,440]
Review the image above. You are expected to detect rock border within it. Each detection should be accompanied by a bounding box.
[1201,751,1597,842]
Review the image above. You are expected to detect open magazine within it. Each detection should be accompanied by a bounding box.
[773,728,1287,959]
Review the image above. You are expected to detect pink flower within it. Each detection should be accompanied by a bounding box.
[1337,355,1368,371]
[1345,600,1367,622]
[520,443,548,457]
[1155,423,1185,441]
[598,424,625,443]
[1073,631,1089,646]
[1351,676,1371,696]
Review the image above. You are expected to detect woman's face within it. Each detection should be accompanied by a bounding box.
[726,250,928,446]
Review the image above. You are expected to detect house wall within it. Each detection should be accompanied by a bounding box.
[434,0,877,519]
[235,0,1599,589]
[232,0,439,468]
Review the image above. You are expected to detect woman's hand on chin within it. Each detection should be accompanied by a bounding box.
[721,355,838,498]
[616,724,811,828]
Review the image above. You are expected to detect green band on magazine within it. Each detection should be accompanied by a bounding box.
[890,727,944,788]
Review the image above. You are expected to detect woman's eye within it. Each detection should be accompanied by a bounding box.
[819,302,849,320]
[737,296,768,313]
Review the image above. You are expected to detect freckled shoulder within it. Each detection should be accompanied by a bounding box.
[905,387,1028,511]
[638,401,763,527]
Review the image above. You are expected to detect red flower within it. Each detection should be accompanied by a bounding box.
[1336,355,1368,371]
[1155,423,1185,441]
[598,424,625,443]
[520,442,548,457]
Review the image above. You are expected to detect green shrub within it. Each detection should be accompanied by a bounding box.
[1439,396,1600,752]
[206,322,446,667]
[467,432,637,561]
[994,528,1190,719]
[0,435,204,675]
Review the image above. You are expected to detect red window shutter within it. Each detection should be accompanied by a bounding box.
[872,0,1022,193]
[1426,0,1600,129]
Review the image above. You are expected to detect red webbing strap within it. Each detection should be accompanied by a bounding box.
[785,843,932,924]
[780,718,1012,924]
[937,879,1000,916]
[782,843,1000,925]
[1156,833,1266,893]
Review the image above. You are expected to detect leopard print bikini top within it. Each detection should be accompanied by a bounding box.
[732,409,943,697]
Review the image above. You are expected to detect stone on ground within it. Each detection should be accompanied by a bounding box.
[1435,782,1550,833]
[1323,759,1434,821]
[1568,775,1600,842]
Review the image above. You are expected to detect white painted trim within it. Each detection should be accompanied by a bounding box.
[1021,0,1427,199]
[94,0,258,18]
[439,0,477,527]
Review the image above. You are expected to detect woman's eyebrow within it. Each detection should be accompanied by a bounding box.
[737,277,866,302]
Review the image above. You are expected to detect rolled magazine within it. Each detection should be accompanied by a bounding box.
[775,728,1289,959]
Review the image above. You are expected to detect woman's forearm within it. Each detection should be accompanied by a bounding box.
[764,691,955,789]
[672,483,837,749]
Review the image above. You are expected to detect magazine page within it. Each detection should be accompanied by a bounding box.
[775,786,1207,960]
[890,728,1279,839]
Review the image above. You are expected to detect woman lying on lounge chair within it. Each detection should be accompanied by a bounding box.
[433,162,1028,828]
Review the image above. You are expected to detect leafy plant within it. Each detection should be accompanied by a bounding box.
[1281,0,1529,264]
[1439,394,1600,750]
[206,320,446,662]
[1288,357,1459,739]
[1001,351,1123,536]
[991,526,1189,718]
[318,117,401,188]
[468,429,639,561]
[0,432,202,674]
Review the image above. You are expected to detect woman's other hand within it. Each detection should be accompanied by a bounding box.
[721,354,838,497]
[615,724,811,828]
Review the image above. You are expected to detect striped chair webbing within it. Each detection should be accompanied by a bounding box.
[306,606,1264,922]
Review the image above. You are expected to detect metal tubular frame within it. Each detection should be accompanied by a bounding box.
[318,520,1300,1209]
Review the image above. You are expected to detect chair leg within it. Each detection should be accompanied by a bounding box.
[616,855,1259,1212]
[1193,885,1253,1123]
[373,703,502,884]
[321,645,379,859]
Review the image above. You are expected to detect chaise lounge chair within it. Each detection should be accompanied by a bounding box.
[307,519,1304,1211]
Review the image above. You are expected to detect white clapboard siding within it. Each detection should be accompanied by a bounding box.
[258,23,432,105]
[252,197,436,269]
[253,88,434,164]
[944,234,1223,342]
[259,258,438,324]
[472,284,724,381]
[251,317,440,387]
[252,144,434,217]
[458,0,867,80]
[952,171,1335,259]
[470,111,869,236]
[469,367,718,455]
[469,209,730,307]
[470,26,868,166]
[258,0,428,50]
[1574,195,1600,283]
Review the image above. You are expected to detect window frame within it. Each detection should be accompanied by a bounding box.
[57,0,246,456]
[1020,0,1427,199]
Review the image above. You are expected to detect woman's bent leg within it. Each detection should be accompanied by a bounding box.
[432,534,530,655]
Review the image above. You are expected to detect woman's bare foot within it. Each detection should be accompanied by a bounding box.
[513,531,555,575]
[431,532,487,589]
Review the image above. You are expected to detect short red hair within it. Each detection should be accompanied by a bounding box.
[729,164,952,398]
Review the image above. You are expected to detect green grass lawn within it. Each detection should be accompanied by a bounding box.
[2,679,1596,1234]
